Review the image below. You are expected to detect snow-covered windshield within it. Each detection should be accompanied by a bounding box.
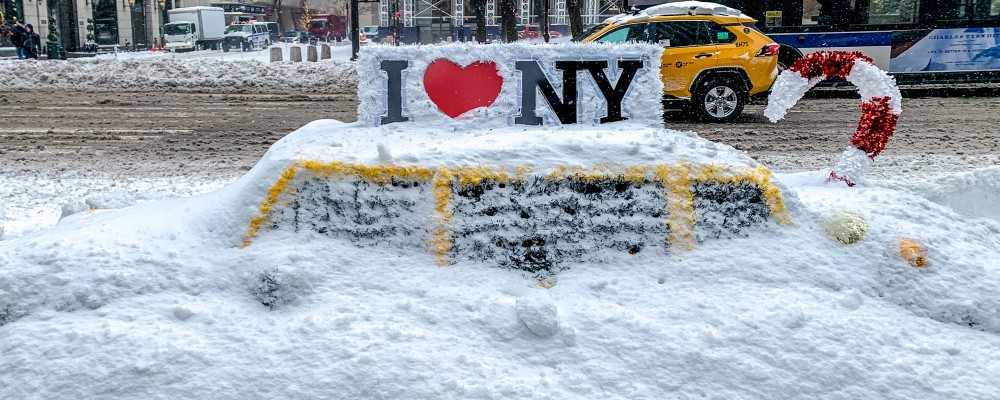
[225,25,252,34]
[164,23,191,36]
[282,31,300,37]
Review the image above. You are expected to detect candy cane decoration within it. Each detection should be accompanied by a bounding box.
[764,51,902,187]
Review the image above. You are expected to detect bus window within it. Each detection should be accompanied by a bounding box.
[814,0,855,26]
[969,0,1000,20]
[866,0,920,24]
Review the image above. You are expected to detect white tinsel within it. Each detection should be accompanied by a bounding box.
[763,71,823,123]
[830,147,871,185]
[846,59,902,114]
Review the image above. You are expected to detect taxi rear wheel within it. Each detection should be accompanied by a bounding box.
[691,76,746,123]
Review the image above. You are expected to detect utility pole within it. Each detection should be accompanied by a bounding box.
[350,0,359,59]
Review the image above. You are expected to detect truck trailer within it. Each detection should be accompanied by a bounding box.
[308,14,347,42]
[164,7,226,51]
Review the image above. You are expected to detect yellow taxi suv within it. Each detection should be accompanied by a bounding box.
[578,2,780,122]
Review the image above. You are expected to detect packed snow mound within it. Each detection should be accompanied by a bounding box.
[901,166,1000,223]
[606,1,750,24]
[237,120,793,277]
[0,58,356,92]
[3,121,1000,398]
[643,1,747,17]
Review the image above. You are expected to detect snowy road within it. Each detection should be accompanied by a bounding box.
[2,90,997,180]
[1,89,998,237]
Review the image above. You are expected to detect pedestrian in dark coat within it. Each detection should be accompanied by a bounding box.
[23,24,41,59]
[11,23,26,59]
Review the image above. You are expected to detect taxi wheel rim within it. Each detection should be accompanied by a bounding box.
[704,86,738,118]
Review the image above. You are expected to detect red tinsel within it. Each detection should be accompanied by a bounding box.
[829,171,856,187]
[852,96,898,158]
[788,51,874,80]
[783,50,898,186]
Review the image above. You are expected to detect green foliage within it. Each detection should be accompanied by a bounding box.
[47,14,58,42]
[86,17,95,42]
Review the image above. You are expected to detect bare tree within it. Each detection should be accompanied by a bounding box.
[499,0,517,42]
[472,0,486,43]
[274,0,284,31]
[533,0,549,42]
[567,0,583,38]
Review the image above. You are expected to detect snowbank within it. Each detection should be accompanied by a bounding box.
[237,120,791,277]
[0,57,357,92]
[2,118,1000,398]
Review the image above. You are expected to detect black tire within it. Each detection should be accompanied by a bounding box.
[691,76,747,123]
[222,43,230,52]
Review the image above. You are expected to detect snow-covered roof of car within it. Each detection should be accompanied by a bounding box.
[604,1,750,24]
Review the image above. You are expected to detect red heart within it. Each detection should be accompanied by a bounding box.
[423,59,503,118]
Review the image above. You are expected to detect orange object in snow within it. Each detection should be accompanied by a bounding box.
[899,239,928,268]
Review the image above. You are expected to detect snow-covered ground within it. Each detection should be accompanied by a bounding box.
[2,46,1000,399]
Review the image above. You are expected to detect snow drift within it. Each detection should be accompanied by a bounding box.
[0,57,357,92]
[2,117,1000,399]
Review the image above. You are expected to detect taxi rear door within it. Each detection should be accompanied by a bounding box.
[650,21,718,97]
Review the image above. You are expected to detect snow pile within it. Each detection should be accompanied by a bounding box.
[606,1,750,24]
[2,118,1000,398]
[244,119,787,278]
[92,50,173,60]
[643,1,747,17]
[903,166,1000,223]
[0,57,357,92]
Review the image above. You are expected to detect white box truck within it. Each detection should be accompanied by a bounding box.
[163,6,225,51]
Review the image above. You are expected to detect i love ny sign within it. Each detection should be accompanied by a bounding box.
[357,43,664,127]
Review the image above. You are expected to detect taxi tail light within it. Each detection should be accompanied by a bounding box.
[757,43,780,57]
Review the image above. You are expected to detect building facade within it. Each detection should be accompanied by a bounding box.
[2,0,377,51]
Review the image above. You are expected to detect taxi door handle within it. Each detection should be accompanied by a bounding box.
[695,53,713,59]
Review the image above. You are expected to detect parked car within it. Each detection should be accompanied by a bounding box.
[517,26,562,39]
[281,31,317,45]
[223,22,270,52]
[578,2,779,122]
